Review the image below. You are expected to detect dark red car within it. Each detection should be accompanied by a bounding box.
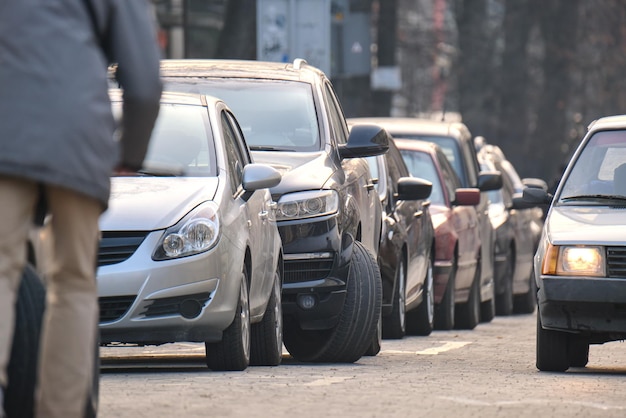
[394,139,482,330]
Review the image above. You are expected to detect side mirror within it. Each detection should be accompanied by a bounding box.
[477,170,503,192]
[396,177,432,201]
[522,177,549,191]
[522,187,553,205]
[453,188,481,206]
[339,124,389,159]
[242,163,282,192]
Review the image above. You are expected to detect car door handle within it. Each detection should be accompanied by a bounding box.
[414,210,423,218]
[260,210,269,220]
[365,182,375,191]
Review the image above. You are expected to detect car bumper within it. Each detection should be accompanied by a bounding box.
[98,232,243,345]
[278,215,352,330]
[538,275,626,338]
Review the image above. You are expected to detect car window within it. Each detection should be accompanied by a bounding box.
[163,78,320,151]
[323,82,348,145]
[116,102,215,176]
[221,110,246,194]
[559,130,626,198]
[400,149,444,205]
[436,148,461,203]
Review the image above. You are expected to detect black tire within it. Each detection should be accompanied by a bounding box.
[205,269,251,371]
[434,258,456,330]
[283,241,382,363]
[480,282,496,323]
[513,268,537,314]
[382,259,406,339]
[406,258,434,336]
[250,264,283,366]
[6,264,45,418]
[6,264,99,418]
[569,339,590,368]
[495,251,514,316]
[536,314,570,372]
[455,264,481,330]
[364,311,382,356]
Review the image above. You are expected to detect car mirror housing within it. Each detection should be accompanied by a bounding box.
[522,177,549,191]
[339,124,389,159]
[522,187,553,205]
[453,188,481,206]
[477,170,503,191]
[242,163,282,192]
[395,177,432,201]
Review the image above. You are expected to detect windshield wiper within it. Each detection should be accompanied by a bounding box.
[133,168,184,177]
[561,194,626,202]
[249,145,295,152]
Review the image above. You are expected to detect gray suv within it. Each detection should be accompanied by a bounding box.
[159,58,389,362]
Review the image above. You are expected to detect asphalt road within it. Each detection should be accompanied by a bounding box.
[99,311,626,418]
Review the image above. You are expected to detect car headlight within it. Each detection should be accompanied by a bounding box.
[153,202,220,260]
[541,244,605,276]
[276,190,339,221]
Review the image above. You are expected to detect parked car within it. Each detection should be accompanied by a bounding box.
[98,90,283,371]
[526,114,626,371]
[348,117,502,328]
[477,148,540,316]
[159,59,388,363]
[364,139,435,341]
[394,138,482,330]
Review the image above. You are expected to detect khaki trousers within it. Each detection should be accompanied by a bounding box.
[0,176,101,418]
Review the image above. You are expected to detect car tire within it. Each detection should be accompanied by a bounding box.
[205,268,251,371]
[495,250,514,316]
[283,241,382,363]
[455,264,481,330]
[7,264,99,418]
[382,259,406,339]
[250,263,283,366]
[513,268,537,314]
[434,258,456,330]
[536,313,570,372]
[364,311,382,356]
[480,280,496,323]
[406,258,434,336]
[569,339,590,368]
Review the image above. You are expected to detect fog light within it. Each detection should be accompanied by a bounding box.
[297,294,317,310]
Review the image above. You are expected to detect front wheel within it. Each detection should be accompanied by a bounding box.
[569,339,590,368]
[283,241,382,363]
[205,268,251,371]
[434,258,456,330]
[536,314,570,372]
[382,259,406,339]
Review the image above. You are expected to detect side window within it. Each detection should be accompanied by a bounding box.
[437,150,460,201]
[221,111,245,195]
[323,82,348,145]
[462,141,479,187]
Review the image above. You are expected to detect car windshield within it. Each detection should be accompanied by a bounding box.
[163,78,320,151]
[558,130,626,203]
[112,102,216,177]
[392,134,464,186]
[399,150,444,205]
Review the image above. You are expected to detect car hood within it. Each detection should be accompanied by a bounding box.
[547,205,626,245]
[100,177,218,231]
[251,150,334,194]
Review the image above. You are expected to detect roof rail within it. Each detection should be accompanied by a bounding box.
[292,58,307,70]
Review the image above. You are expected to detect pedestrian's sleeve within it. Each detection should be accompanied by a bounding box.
[107,0,163,171]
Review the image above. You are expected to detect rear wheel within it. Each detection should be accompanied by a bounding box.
[283,241,382,363]
[205,268,251,371]
[406,258,434,336]
[250,263,283,366]
[382,259,406,339]
[480,280,495,323]
[536,314,570,372]
[513,268,537,314]
[434,258,456,330]
[495,250,514,315]
[455,264,481,330]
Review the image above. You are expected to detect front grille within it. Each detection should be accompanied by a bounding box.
[99,296,135,323]
[284,257,334,283]
[607,247,626,277]
[98,231,148,267]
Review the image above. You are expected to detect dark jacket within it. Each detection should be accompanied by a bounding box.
[0,0,162,208]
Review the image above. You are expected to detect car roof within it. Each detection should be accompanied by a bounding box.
[587,114,626,132]
[347,117,471,140]
[109,88,220,107]
[392,138,440,155]
[159,58,325,85]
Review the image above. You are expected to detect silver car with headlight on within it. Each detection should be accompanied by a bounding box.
[98,90,283,371]
[526,114,626,371]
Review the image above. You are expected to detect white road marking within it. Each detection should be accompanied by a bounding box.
[305,377,352,386]
[438,396,626,411]
[382,341,471,355]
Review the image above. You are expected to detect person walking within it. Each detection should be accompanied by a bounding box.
[0,0,162,417]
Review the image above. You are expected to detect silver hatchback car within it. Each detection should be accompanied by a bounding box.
[98,91,283,371]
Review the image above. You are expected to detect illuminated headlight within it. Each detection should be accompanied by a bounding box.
[276,190,339,221]
[541,244,605,276]
[153,202,220,260]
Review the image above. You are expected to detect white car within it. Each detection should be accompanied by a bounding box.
[98,91,283,371]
